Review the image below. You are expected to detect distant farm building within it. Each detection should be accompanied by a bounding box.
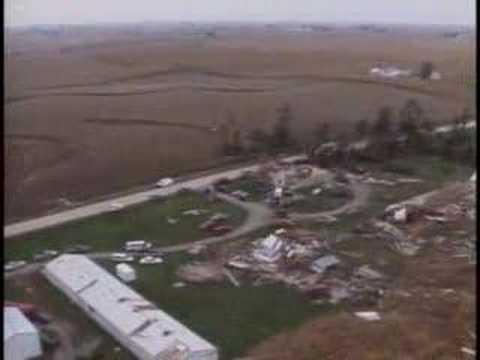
[43,255,218,360]
[4,306,42,360]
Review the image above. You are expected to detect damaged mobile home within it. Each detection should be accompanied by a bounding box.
[43,255,218,360]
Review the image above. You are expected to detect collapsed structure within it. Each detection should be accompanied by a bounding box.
[43,255,218,360]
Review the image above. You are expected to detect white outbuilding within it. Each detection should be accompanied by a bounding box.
[4,307,42,360]
[43,255,218,360]
[115,263,136,283]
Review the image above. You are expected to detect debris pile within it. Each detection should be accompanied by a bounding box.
[223,229,387,305]
[372,220,420,256]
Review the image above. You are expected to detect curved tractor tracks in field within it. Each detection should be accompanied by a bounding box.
[83,118,218,134]
[5,66,459,104]
[5,134,87,180]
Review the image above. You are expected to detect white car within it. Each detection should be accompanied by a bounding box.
[111,253,134,262]
[109,202,124,211]
[139,256,164,265]
[155,178,174,188]
[4,261,27,272]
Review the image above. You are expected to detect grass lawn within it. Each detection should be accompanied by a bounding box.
[4,190,247,262]
[291,185,352,213]
[221,175,271,202]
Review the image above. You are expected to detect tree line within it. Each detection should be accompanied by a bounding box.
[220,99,475,167]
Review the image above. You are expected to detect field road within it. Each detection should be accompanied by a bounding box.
[4,154,307,238]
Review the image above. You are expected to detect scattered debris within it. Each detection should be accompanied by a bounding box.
[199,213,229,230]
[310,255,340,274]
[252,234,284,263]
[364,177,396,186]
[223,268,241,287]
[424,215,448,223]
[182,209,207,216]
[373,220,420,256]
[355,311,381,321]
[461,347,476,357]
[393,207,407,223]
[329,286,351,304]
[227,257,252,270]
[231,190,250,201]
[354,265,384,280]
[187,244,206,255]
[172,282,186,288]
[315,215,338,223]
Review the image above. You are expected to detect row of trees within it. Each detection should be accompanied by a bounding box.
[221,104,295,155]
[311,99,475,166]
[221,98,475,167]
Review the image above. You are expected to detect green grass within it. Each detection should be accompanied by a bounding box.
[291,185,352,213]
[5,191,247,262]
[221,175,270,202]
[372,155,472,185]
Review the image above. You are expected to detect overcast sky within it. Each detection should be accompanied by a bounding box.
[5,0,475,27]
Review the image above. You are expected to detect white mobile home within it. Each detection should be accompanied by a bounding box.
[43,255,218,360]
[4,307,42,360]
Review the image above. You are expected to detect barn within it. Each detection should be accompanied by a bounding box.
[4,307,42,360]
[43,254,218,360]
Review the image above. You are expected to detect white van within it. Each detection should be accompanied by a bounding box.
[124,241,152,252]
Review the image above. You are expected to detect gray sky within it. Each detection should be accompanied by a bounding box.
[5,0,475,27]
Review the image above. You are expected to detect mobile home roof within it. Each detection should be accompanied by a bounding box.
[43,254,217,358]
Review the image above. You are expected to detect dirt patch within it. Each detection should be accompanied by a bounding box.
[176,261,225,283]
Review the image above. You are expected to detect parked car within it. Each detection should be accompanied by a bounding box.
[109,202,124,212]
[210,225,233,236]
[139,256,164,265]
[111,253,134,262]
[4,261,27,272]
[124,241,152,252]
[155,177,174,188]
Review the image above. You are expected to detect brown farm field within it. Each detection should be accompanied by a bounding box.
[4,24,475,221]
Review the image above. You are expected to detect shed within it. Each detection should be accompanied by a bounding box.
[4,307,42,360]
[116,263,136,283]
